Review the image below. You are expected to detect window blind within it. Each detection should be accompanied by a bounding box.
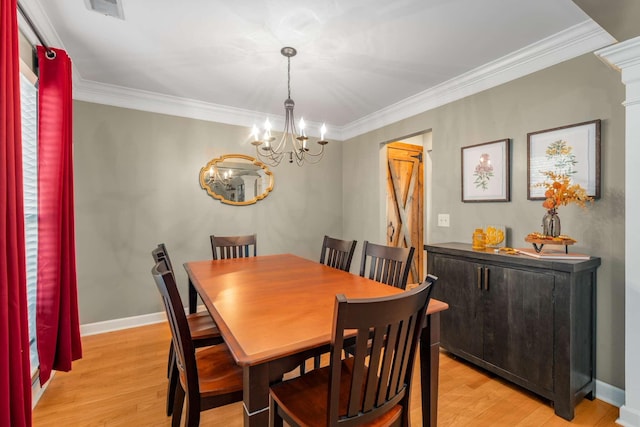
[20,72,39,376]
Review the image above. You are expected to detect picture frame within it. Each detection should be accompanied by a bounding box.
[527,119,601,200]
[461,139,510,202]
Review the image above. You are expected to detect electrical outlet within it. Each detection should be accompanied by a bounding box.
[438,214,450,227]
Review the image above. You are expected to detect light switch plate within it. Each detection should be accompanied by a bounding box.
[438,214,450,227]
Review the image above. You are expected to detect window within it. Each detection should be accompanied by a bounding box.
[20,68,39,377]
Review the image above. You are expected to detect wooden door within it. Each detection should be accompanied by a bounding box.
[386,142,423,285]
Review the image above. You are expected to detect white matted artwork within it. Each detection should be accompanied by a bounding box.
[461,139,510,202]
[527,120,600,200]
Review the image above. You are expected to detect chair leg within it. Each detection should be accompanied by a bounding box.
[172,382,185,427]
[184,394,200,427]
[166,359,179,416]
[167,343,174,377]
[270,395,283,427]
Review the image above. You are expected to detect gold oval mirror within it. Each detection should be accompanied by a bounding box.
[199,154,274,205]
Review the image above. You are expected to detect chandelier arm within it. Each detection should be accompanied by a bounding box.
[270,135,288,155]
[254,145,284,167]
[268,150,284,166]
[301,145,326,157]
[300,150,325,164]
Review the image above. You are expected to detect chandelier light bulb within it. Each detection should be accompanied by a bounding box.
[320,123,326,141]
[299,118,306,136]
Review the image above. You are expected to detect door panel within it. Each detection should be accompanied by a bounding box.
[386,142,423,285]
[432,256,484,359]
[483,266,554,391]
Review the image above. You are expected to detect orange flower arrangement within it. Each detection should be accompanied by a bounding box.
[538,171,593,212]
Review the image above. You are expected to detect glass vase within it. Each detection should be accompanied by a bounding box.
[542,210,561,237]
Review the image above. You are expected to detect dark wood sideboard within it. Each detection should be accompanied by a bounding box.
[425,242,600,421]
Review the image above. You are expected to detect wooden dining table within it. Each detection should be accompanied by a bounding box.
[184,253,448,427]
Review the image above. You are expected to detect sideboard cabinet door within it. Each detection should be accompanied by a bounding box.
[483,265,554,393]
[432,255,484,359]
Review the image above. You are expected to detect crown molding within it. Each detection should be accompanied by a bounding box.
[74,78,272,128]
[596,37,640,115]
[20,0,615,142]
[596,35,640,69]
[339,19,616,140]
[72,78,332,139]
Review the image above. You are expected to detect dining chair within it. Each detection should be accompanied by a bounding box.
[152,244,223,416]
[210,234,257,260]
[270,275,437,427]
[359,240,415,290]
[151,259,243,427]
[319,235,357,272]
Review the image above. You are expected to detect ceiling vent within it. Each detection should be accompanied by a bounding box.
[84,0,124,20]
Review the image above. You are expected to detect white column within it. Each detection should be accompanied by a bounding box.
[597,37,640,427]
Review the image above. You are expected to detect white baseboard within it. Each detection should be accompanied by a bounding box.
[618,405,640,427]
[80,310,167,336]
[597,379,625,409]
[79,305,207,336]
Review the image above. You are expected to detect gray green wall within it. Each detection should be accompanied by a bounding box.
[73,103,343,324]
[341,52,626,389]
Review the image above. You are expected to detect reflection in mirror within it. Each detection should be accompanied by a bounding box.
[199,154,274,205]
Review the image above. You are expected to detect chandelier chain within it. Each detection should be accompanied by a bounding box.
[287,56,291,100]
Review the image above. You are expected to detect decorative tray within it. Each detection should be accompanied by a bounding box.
[525,233,576,253]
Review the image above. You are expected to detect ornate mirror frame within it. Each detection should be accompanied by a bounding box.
[199,154,274,206]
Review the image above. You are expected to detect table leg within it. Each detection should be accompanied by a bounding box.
[188,278,197,314]
[420,312,441,427]
[243,364,270,427]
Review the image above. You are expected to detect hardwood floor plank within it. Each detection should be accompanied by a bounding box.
[32,322,620,427]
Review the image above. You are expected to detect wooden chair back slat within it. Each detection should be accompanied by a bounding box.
[210,234,257,260]
[360,241,415,289]
[320,235,358,272]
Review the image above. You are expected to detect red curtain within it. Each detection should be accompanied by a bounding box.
[1,0,33,425]
[36,45,82,385]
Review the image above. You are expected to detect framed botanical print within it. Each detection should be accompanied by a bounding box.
[527,120,601,200]
[461,139,510,202]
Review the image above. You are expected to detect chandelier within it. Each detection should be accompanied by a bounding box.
[251,47,328,166]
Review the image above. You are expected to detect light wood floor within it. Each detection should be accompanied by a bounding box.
[32,322,619,426]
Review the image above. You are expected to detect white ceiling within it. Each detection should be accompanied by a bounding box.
[18,0,615,140]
